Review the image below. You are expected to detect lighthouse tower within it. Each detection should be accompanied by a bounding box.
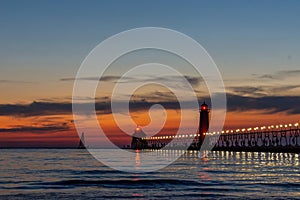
[199,102,209,147]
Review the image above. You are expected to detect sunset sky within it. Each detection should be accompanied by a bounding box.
[1,0,300,147]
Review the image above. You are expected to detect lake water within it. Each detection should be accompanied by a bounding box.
[0,149,299,199]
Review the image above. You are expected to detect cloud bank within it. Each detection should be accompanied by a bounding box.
[1,93,300,117]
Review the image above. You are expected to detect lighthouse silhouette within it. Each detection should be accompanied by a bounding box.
[199,102,209,147]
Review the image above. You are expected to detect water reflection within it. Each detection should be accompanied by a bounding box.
[208,151,300,166]
[135,150,140,170]
[0,149,300,199]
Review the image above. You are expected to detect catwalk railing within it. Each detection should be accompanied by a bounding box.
[139,123,300,152]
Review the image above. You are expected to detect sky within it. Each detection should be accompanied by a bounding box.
[1,0,300,147]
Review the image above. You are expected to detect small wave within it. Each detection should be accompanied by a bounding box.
[37,179,201,188]
[72,169,125,175]
[33,169,124,176]
[259,182,300,187]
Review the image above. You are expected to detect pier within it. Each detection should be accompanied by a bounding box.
[131,103,300,153]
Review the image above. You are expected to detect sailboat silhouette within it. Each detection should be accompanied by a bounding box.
[78,132,86,149]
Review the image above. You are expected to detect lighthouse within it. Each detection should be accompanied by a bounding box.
[199,102,209,147]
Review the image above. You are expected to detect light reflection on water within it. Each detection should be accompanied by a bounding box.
[0,149,299,199]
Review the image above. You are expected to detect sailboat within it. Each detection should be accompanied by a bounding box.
[77,132,86,149]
